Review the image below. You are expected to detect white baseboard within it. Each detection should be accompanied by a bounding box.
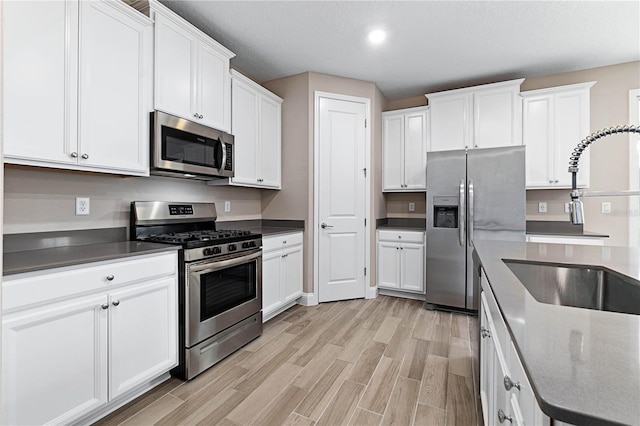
[366,286,378,299]
[299,292,318,306]
[378,288,425,301]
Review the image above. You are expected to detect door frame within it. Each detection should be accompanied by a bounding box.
[312,91,372,304]
[629,89,640,247]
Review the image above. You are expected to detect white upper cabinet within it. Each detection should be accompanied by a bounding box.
[2,0,152,176]
[212,70,282,189]
[382,106,428,191]
[426,79,524,152]
[522,82,595,189]
[151,1,234,132]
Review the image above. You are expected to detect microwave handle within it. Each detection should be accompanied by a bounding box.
[219,139,227,172]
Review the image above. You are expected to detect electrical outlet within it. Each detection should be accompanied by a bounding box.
[75,197,90,216]
[409,202,415,212]
[224,201,231,212]
[564,203,571,214]
[538,202,547,213]
[601,202,612,214]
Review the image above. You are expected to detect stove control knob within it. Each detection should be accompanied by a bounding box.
[203,248,213,256]
[213,246,222,255]
[228,244,237,252]
[242,242,250,249]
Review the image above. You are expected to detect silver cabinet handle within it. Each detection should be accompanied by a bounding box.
[106,275,115,281]
[70,152,78,158]
[321,223,333,229]
[498,409,512,424]
[101,304,109,310]
[481,327,491,338]
[504,375,521,391]
[112,300,120,307]
[81,154,89,159]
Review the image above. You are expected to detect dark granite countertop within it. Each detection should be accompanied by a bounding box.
[473,240,639,426]
[376,218,426,231]
[4,241,178,276]
[217,219,304,236]
[526,220,609,238]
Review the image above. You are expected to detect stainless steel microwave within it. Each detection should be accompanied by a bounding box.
[151,111,234,180]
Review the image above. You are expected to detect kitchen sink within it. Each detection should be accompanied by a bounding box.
[503,260,640,315]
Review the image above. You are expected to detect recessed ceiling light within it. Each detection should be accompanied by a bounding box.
[368,29,386,45]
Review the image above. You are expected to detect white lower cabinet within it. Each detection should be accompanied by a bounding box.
[1,251,178,426]
[480,269,549,426]
[262,232,303,321]
[377,230,425,294]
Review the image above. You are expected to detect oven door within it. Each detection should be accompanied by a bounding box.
[186,249,262,347]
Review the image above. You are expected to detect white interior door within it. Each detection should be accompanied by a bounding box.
[317,95,367,302]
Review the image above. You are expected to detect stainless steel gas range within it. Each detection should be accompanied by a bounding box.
[130,201,262,380]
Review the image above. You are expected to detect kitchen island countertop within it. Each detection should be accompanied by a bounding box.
[473,240,639,426]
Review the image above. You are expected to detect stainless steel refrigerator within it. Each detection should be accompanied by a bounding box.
[425,146,525,311]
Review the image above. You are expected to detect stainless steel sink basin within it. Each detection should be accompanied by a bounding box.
[503,260,640,315]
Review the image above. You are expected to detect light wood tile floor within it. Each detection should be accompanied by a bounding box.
[95,296,482,426]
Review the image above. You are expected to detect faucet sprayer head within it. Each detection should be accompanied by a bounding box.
[569,197,584,225]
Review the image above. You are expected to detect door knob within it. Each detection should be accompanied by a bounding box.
[321,223,333,229]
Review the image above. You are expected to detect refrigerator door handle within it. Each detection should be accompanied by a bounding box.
[468,179,474,246]
[459,179,465,246]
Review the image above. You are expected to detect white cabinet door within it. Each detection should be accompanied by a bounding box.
[523,95,554,187]
[429,93,471,151]
[382,113,405,190]
[282,245,303,303]
[78,0,150,174]
[154,13,195,120]
[198,41,230,131]
[3,0,78,165]
[377,241,400,289]
[400,242,424,292]
[231,77,260,185]
[2,294,108,426]
[259,95,283,188]
[108,277,177,400]
[403,111,428,190]
[262,249,283,317]
[473,86,522,149]
[554,89,590,188]
[479,294,494,426]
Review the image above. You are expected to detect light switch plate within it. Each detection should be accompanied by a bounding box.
[409,202,415,212]
[224,201,231,212]
[538,202,547,213]
[564,203,571,214]
[601,202,612,214]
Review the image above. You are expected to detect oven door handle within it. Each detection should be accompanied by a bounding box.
[189,249,262,274]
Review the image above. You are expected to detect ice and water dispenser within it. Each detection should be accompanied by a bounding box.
[433,196,458,228]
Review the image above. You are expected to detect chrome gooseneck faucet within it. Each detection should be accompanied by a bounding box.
[568,125,640,224]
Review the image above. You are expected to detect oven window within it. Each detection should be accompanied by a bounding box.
[199,261,256,321]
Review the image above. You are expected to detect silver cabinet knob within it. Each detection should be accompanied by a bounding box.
[112,300,120,306]
[504,375,521,391]
[396,247,399,250]
[481,327,491,338]
[498,409,513,424]
[106,275,115,281]
[71,152,78,158]
[321,223,334,229]
[549,180,553,184]
[554,179,559,183]
[283,240,287,244]
[101,304,109,310]
[81,154,89,159]
[474,144,478,148]
[199,114,203,119]
[194,113,199,118]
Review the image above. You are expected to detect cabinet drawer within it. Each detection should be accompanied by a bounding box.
[263,232,303,252]
[377,230,424,244]
[480,271,509,356]
[3,252,177,312]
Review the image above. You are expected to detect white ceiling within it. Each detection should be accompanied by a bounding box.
[159,1,640,101]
